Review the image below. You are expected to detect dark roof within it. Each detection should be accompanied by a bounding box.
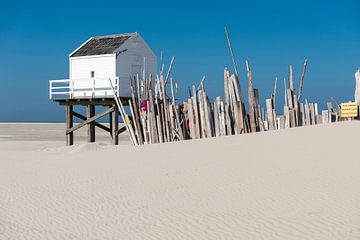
[70,33,133,57]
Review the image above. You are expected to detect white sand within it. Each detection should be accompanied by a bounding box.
[1,121,360,239]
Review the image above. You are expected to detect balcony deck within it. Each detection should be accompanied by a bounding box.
[49,77,120,101]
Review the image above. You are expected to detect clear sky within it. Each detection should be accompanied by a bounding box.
[0,0,359,121]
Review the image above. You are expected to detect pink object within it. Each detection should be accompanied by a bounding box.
[141,100,148,112]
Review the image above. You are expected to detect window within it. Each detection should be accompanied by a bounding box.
[90,71,95,78]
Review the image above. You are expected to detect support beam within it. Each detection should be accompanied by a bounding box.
[117,126,126,136]
[72,111,111,133]
[57,98,130,106]
[66,105,74,146]
[112,103,119,145]
[66,106,115,134]
[87,105,95,142]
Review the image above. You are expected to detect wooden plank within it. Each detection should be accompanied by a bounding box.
[227,74,236,133]
[316,115,323,125]
[304,101,310,126]
[235,101,244,134]
[192,85,200,139]
[109,106,113,136]
[266,99,275,130]
[148,81,159,143]
[289,64,294,92]
[224,27,239,77]
[246,60,257,133]
[117,126,126,136]
[198,87,206,138]
[272,78,277,108]
[224,69,230,107]
[66,105,73,146]
[279,115,285,129]
[158,101,166,142]
[203,93,212,137]
[289,109,296,128]
[130,81,144,144]
[181,102,189,139]
[224,27,244,102]
[73,111,111,133]
[254,88,261,125]
[310,103,316,125]
[87,105,95,142]
[170,77,183,140]
[58,98,128,106]
[356,70,360,108]
[220,101,226,135]
[66,106,115,134]
[108,79,138,145]
[188,98,195,139]
[157,114,163,143]
[214,97,221,137]
[112,103,119,145]
[284,78,288,107]
[161,75,170,141]
[128,100,141,144]
[299,103,305,126]
[164,56,175,84]
[287,89,294,110]
[340,102,359,118]
[298,59,308,101]
[224,103,232,135]
[293,95,299,127]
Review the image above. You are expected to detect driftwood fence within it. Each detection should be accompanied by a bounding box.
[111,28,343,145]
[111,57,340,146]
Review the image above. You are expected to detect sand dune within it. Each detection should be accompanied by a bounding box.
[1,121,360,239]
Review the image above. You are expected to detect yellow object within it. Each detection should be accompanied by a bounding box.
[340,102,358,118]
[125,115,131,124]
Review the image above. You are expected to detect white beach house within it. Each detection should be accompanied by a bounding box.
[50,32,157,99]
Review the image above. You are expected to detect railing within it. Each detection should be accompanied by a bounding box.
[49,77,119,100]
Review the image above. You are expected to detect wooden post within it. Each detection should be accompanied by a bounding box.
[66,104,74,146]
[213,97,220,137]
[266,99,275,130]
[109,106,113,137]
[298,59,308,101]
[112,102,119,145]
[188,98,195,139]
[284,106,290,128]
[246,61,257,133]
[191,85,200,139]
[87,105,95,142]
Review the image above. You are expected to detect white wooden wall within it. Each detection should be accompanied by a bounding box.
[70,54,116,79]
[115,34,157,97]
[70,54,116,97]
[69,33,157,98]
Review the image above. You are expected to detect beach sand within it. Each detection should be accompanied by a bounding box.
[0,121,360,239]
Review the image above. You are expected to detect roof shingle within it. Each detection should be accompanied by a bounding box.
[70,33,133,57]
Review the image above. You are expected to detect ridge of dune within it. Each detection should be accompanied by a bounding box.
[0,121,360,239]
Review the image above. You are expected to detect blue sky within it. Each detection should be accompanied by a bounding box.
[0,0,359,121]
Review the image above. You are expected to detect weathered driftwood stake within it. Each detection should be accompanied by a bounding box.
[246,60,257,133]
[355,69,360,105]
[298,59,308,101]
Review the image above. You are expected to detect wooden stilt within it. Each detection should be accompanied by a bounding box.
[112,102,119,145]
[109,106,113,137]
[87,105,95,142]
[66,105,74,146]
